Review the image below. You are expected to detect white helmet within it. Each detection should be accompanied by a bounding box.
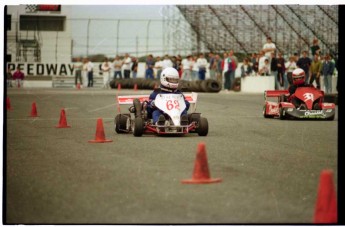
[160,67,179,89]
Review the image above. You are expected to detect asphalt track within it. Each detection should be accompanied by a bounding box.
[5,87,338,224]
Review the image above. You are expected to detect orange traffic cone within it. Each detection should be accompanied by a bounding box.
[29,102,38,117]
[88,118,113,143]
[77,83,81,90]
[6,97,12,110]
[314,169,337,223]
[134,83,138,91]
[181,142,222,184]
[55,109,71,128]
[117,83,121,91]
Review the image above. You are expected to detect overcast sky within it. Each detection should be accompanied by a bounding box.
[70,5,165,20]
[69,5,179,57]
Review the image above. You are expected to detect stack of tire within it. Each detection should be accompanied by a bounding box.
[109,78,222,93]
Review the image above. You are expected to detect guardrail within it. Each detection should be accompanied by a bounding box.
[52,75,104,88]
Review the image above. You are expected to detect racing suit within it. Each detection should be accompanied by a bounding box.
[147,87,190,124]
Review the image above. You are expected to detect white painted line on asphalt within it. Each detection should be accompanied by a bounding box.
[88,104,117,113]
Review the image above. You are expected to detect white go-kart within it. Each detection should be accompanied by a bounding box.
[114,92,208,137]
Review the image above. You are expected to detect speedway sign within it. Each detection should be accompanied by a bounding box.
[7,63,75,76]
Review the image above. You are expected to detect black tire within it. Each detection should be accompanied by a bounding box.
[327,114,335,121]
[263,105,273,118]
[205,79,222,92]
[109,79,116,88]
[279,107,286,120]
[197,117,208,136]
[189,80,202,91]
[133,98,142,118]
[115,114,128,133]
[133,117,144,137]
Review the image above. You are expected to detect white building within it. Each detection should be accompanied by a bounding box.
[6,5,72,63]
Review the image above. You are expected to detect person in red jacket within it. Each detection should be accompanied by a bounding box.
[12,66,25,88]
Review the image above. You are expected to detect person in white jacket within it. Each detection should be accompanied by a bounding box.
[101,58,111,89]
[196,53,208,80]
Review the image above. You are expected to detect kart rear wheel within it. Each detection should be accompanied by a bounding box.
[197,117,208,136]
[115,114,129,133]
[133,117,144,137]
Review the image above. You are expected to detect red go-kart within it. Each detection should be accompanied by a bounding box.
[263,87,336,120]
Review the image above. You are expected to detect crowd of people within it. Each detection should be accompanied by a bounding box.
[243,37,337,94]
[77,37,336,93]
[6,37,337,94]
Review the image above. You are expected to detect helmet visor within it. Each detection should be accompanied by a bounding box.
[167,77,179,83]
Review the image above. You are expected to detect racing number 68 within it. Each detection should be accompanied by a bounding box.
[166,100,180,110]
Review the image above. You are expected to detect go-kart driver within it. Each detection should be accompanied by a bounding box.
[288,68,315,109]
[147,67,190,125]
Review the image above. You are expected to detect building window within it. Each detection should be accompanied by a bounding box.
[20,15,65,31]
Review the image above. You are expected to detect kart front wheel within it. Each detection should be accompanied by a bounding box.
[197,117,208,136]
[133,117,144,137]
[115,114,129,133]
[279,107,286,120]
[263,105,273,118]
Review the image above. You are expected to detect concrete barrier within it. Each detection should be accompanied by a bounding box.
[241,76,275,93]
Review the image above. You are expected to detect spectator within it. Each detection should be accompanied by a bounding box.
[112,55,123,79]
[228,50,237,88]
[259,59,270,76]
[12,66,25,88]
[262,36,276,61]
[196,53,208,80]
[215,54,223,83]
[145,54,155,79]
[73,57,83,87]
[294,52,299,62]
[191,55,199,81]
[222,53,233,92]
[284,56,297,88]
[101,57,111,89]
[82,58,88,88]
[123,53,132,79]
[7,66,13,87]
[276,52,286,89]
[251,52,257,66]
[154,56,163,79]
[258,51,267,75]
[131,57,138,79]
[251,52,259,75]
[181,55,192,81]
[240,58,253,78]
[86,58,94,87]
[270,52,279,89]
[309,54,322,89]
[310,38,321,56]
[208,52,216,80]
[297,50,312,84]
[321,54,335,94]
[162,54,173,70]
